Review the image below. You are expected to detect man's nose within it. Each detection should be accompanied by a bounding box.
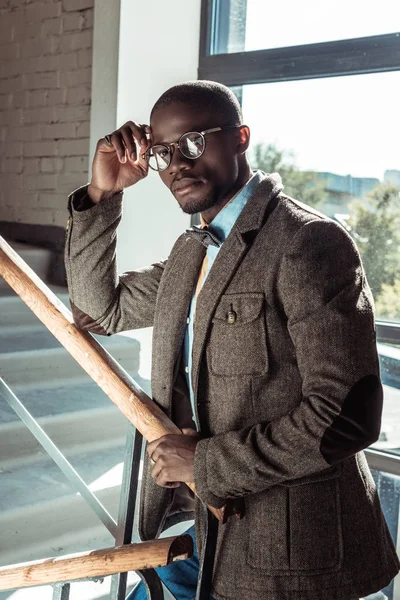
[168,145,193,174]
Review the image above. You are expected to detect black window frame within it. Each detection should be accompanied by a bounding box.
[199,0,400,85]
[198,0,400,338]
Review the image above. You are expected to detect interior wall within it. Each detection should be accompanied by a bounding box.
[0,0,94,230]
[0,0,202,272]
[89,0,120,173]
[114,0,202,272]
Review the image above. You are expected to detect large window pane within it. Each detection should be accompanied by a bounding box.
[242,71,400,462]
[374,340,400,455]
[217,0,400,53]
[242,71,400,324]
[370,469,400,600]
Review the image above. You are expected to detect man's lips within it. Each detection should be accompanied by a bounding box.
[172,178,204,195]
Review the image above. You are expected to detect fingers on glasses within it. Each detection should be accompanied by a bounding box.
[104,122,151,164]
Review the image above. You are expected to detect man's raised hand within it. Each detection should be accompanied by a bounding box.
[88,121,151,203]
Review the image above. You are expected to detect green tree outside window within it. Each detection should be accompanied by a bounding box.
[251,143,400,321]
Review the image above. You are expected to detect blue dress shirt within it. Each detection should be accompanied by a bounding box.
[183,170,264,429]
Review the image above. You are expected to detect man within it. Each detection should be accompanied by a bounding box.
[65,81,399,600]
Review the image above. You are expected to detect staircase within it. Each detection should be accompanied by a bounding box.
[0,242,151,596]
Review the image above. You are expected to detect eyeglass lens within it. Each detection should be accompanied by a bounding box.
[149,132,205,171]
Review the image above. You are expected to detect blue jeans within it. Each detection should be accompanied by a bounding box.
[126,525,214,600]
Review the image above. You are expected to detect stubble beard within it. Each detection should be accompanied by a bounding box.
[175,188,217,215]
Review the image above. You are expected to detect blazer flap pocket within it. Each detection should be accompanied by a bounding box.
[212,293,264,325]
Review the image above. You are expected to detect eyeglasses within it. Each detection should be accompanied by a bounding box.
[142,125,241,172]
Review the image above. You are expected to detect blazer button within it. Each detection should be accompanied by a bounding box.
[227,310,237,324]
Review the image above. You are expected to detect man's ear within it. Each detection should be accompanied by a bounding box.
[236,125,250,155]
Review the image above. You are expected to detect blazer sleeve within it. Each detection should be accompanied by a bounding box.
[64,185,166,335]
[194,218,383,508]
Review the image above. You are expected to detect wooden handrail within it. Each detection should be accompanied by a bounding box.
[0,236,225,521]
[0,535,193,591]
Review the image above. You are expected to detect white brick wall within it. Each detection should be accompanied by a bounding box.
[0,0,94,228]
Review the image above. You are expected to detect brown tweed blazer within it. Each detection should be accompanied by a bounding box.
[65,173,399,600]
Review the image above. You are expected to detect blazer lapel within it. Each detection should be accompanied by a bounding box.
[191,173,283,403]
[191,229,248,401]
[151,235,206,409]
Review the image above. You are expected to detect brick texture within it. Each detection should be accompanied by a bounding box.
[0,0,94,228]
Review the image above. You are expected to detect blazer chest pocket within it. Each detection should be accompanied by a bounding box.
[247,466,343,574]
[207,293,268,376]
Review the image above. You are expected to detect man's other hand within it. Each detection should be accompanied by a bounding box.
[147,429,200,488]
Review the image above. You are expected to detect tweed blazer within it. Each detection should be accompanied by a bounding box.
[65,173,399,600]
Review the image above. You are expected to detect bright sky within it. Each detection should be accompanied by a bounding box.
[241,0,400,180]
[244,0,400,51]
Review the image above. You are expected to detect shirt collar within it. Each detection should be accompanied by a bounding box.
[200,170,265,243]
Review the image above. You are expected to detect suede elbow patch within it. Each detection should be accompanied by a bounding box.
[70,301,110,336]
[319,375,383,464]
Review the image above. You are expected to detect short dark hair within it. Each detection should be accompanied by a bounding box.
[151,80,243,125]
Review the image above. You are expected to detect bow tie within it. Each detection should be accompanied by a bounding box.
[185,225,222,248]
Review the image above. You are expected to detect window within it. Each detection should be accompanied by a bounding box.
[371,469,400,600]
[241,72,400,324]
[241,74,400,460]
[200,0,400,319]
[200,7,400,588]
[208,0,400,54]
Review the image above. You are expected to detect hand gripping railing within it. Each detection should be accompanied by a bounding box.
[0,235,224,522]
